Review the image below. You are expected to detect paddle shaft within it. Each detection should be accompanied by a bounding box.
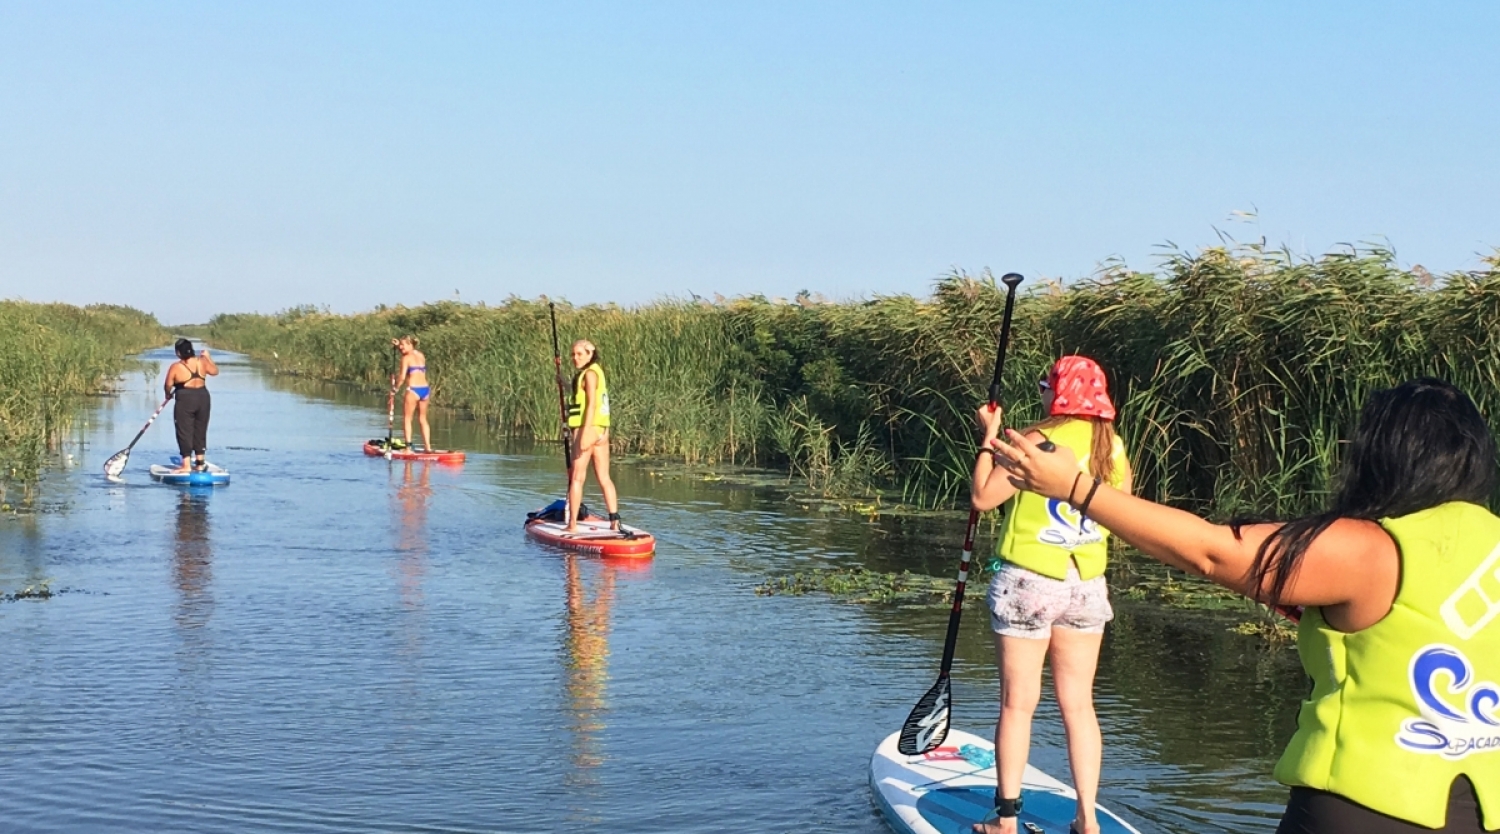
[124,397,171,453]
[385,374,396,445]
[548,303,574,475]
[933,272,1024,677]
[897,273,1024,754]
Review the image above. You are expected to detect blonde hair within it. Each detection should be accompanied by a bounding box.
[1024,415,1120,485]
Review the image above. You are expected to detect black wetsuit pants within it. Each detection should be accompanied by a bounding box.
[1278,777,1484,834]
[173,387,211,459]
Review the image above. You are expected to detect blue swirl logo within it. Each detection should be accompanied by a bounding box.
[1397,644,1500,760]
[1036,498,1103,548]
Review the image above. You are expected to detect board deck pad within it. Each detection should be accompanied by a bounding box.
[363,439,466,463]
[871,729,1140,834]
[524,515,655,558]
[149,458,230,486]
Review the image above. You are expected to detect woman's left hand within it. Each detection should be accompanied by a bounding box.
[991,428,1081,502]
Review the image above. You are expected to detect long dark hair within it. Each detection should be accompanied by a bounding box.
[174,339,196,360]
[1248,378,1498,606]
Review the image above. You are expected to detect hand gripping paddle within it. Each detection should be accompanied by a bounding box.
[898,272,1024,755]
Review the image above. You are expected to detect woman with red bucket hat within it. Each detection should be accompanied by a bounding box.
[969,355,1132,834]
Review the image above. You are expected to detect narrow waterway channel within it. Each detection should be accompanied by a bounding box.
[0,348,1305,833]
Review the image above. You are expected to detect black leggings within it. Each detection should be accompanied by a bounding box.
[173,387,211,458]
[1277,777,1485,834]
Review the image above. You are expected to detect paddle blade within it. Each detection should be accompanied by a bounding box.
[102,449,130,479]
[897,675,952,755]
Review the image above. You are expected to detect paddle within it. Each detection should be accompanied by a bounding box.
[102,397,171,479]
[548,303,575,476]
[898,271,1024,756]
[383,373,397,459]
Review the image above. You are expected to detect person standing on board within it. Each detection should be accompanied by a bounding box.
[565,339,621,532]
[393,335,433,451]
[992,377,1497,834]
[969,356,1130,834]
[163,338,219,474]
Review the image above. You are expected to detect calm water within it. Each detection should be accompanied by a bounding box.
[0,348,1305,833]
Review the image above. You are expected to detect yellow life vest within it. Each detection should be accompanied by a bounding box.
[567,364,610,429]
[1274,501,1500,828]
[996,418,1128,581]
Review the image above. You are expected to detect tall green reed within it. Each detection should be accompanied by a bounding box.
[207,246,1500,516]
[0,302,167,499]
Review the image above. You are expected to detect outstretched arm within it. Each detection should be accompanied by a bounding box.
[991,429,1397,622]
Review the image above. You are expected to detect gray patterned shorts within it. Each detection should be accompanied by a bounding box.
[986,562,1113,638]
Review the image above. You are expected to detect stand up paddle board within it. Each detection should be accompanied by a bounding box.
[524,501,655,558]
[149,458,230,486]
[871,728,1141,834]
[364,439,466,463]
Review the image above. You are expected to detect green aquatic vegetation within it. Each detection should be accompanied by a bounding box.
[1119,573,1250,611]
[2,581,54,602]
[1111,556,1299,643]
[0,302,167,494]
[754,567,956,605]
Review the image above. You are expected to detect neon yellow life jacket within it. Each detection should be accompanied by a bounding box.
[1274,501,1500,829]
[996,418,1128,581]
[567,364,610,429]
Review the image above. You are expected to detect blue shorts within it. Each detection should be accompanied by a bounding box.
[410,386,430,401]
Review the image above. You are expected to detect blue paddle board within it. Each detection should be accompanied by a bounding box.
[150,457,230,486]
[871,729,1141,834]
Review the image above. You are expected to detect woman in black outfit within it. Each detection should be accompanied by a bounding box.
[163,339,219,474]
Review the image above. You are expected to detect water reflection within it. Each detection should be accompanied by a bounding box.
[171,488,216,745]
[392,463,431,664]
[563,553,616,810]
[172,490,215,634]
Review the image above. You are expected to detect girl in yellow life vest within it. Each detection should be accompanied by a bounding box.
[993,378,1498,834]
[565,340,620,532]
[969,355,1132,834]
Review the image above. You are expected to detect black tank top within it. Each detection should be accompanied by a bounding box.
[173,361,206,390]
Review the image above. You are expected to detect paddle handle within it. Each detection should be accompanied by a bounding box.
[986,272,1025,409]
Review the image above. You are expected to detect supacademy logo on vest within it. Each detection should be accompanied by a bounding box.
[1038,498,1104,549]
[1397,644,1500,760]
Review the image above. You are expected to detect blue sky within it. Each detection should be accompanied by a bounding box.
[2,1,1496,324]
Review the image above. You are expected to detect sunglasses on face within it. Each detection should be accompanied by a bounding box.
[1038,377,1052,392]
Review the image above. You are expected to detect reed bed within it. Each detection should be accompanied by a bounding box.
[0,302,168,498]
[208,245,1500,516]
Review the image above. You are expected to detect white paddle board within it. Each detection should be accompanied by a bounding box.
[871,728,1142,834]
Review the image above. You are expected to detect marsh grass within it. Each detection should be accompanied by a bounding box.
[207,245,1500,517]
[0,301,167,503]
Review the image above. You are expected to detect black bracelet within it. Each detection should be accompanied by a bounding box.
[1076,476,1103,520]
[1067,472,1083,505]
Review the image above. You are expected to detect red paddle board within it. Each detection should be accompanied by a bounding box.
[525,515,655,558]
[364,439,466,464]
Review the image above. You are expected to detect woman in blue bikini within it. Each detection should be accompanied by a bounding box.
[393,335,433,451]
